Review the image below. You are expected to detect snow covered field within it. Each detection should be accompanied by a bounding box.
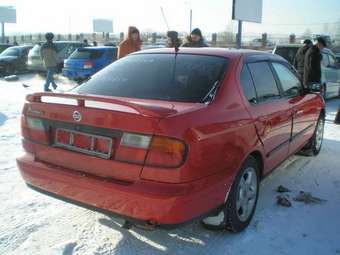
[0,74,340,255]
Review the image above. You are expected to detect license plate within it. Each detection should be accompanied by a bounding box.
[55,128,113,159]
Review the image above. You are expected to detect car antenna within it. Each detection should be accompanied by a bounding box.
[175,45,179,56]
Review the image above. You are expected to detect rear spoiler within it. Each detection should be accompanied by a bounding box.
[26,92,176,118]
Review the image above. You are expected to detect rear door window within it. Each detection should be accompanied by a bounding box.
[240,65,257,103]
[248,62,280,102]
[75,54,228,103]
[272,63,302,97]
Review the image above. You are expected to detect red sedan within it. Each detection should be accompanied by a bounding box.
[17,48,325,232]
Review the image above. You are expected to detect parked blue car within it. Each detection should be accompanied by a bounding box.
[63,47,117,82]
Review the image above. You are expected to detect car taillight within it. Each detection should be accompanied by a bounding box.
[83,60,93,69]
[22,116,49,144]
[115,133,151,164]
[146,137,186,168]
[115,133,186,168]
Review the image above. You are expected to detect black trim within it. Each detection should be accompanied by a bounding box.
[244,54,288,64]
[27,183,223,230]
[266,138,290,158]
[290,124,314,142]
[266,123,314,158]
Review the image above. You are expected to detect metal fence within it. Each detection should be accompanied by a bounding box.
[4,32,340,52]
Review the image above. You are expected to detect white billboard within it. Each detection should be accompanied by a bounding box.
[232,0,263,23]
[0,6,16,23]
[93,19,113,33]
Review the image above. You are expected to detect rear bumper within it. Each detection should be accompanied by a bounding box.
[17,153,231,226]
[62,68,93,80]
[27,63,45,72]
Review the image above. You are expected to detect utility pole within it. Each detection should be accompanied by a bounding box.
[185,1,192,33]
[1,22,5,43]
[190,9,192,32]
[236,20,242,49]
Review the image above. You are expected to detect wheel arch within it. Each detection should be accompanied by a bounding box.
[249,150,264,180]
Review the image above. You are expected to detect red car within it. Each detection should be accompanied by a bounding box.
[17,48,325,232]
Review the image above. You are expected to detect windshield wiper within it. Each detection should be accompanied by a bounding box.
[202,80,220,104]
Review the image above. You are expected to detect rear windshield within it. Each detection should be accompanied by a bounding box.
[74,54,228,103]
[70,49,104,59]
[0,47,19,57]
[275,47,299,65]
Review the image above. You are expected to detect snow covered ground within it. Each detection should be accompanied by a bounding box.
[0,74,340,255]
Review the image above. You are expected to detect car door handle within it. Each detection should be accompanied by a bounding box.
[293,109,304,116]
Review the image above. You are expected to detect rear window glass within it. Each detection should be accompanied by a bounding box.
[275,47,299,65]
[55,43,68,52]
[70,49,104,59]
[74,54,228,103]
[0,47,19,57]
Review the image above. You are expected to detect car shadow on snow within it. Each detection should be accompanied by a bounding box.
[95,136,340,255]
[97,217,237,255]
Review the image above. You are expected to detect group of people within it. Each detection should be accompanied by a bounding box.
[117,26,208,59]
[40,26,327,92]
[294,37,327,87]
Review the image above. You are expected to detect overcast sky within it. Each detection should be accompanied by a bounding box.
[2,0,340,36]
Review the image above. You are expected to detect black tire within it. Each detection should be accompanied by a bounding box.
[56,63,64,73]
[201,156,260,233]
[300,114,325,156]
[322,83,327,100]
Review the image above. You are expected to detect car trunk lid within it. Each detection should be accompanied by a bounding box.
[22,92,202,182]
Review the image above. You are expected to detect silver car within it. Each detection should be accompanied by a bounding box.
[27,41,84,72]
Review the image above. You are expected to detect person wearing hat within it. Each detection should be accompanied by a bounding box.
[181,28,209,48]
[40,32,58,92]
[294,39,312,81]
[303,37,326,87]
[117,26,142,59]
[166,31,182,48]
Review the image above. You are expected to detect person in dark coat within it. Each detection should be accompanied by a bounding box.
[303,37,326,87]
[166,31,182,49]
[294,39,312,80]
[181,28,208,48]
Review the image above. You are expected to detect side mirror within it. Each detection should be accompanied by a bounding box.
[304,83,323,94]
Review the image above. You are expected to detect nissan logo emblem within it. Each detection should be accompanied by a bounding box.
[73,111,82,122]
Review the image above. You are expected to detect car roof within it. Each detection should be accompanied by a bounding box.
[133,47,281,59]
[6,45,33,50]
[275,44,301,48]
[54,41,83,44]
[81,46,117,50]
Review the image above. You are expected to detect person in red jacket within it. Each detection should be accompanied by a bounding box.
[118,26,142,59]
